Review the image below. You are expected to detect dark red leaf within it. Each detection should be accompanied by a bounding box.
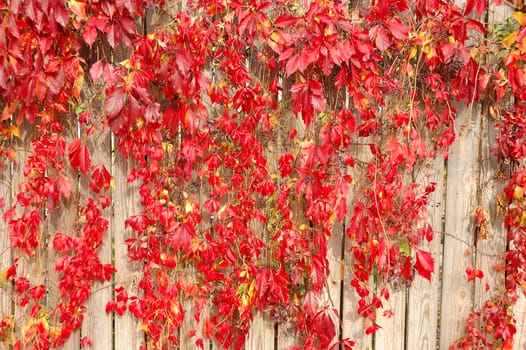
[105,88,124,117]
[82,25,98,48]
[68,139,92,174]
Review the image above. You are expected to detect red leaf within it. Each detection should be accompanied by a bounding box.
[89,60,104,82]
[341,338,356,350]
[53,233,74,253]
[415,248,434,281]
[57,174,72,199]
[440,43,456,62]
[82,25,98,48]
[279,47,296,62]
[204,317,213,338]
[274,13,299,27]
[285,54,301,76]
[309,80,326,112]
[365,323,381,335]
[311,93,326,112]
[303,290,318,317]
[279,153,294,177]
[312,310,337,347]
[466,267,484,281]
[375,27,390,52]
[90,164,111,193]
[68,139,92,174]
[81,336,92,348]
[388,20,408,40]
[87,16,107,31]
[106,23,117,48]
[184,103,207,134]
[464,0,486,15]
[105,88,124,117]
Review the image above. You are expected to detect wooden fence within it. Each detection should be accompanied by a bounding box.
[1,2,525,350]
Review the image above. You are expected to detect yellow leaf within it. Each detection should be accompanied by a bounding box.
[10,126,19,138]
[503,31,518,48]
[409,46,418,59]
[248,279,255,298]
[299,223,310,230]
[72,66,84,99]
[515,11,526,25]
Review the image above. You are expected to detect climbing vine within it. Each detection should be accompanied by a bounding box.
[0,0,525,349]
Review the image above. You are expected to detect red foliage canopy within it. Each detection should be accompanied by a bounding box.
[0,0,525,349]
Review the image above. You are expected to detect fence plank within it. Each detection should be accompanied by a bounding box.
[0,138,13,349]
[113,155,143,350]
[440,106,481,348]
[513,296,526,350]
[180,299,202,350]
[474,0,509,306]
[82,126,112,349]
[342,142,373,350]
[324,221,344,347]
[374,289,406,350]
[473,113,506,337]
[246,216,275,350]
[246,314,275,350]
[406,155,445,350]
[46,116,80,350]
[11,123,62,349]
[277,322,297,350]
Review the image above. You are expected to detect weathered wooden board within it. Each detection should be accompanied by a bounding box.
[0,129,13,349]
[406,155,445,350]
[46,116,81,349]
[113,155,143,350]
[374,288,406,350]
[82,125,113,349]
[440,105,481,348]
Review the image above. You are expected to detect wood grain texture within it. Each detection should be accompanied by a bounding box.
[46,116,80,349]
[246,314,275,350]
[324,221,344,347]
[374,289,406,350]
[0,133,13,349]
[406,155,444,350]
[474,115,506,312]
[474,0,509,307]
[440,105,481,348]
[342,137,373,350]
[277,321,297,350]
[180,299,201,350]
[113,154,143,350]
[82,126,113,349]
[513,295,526,350]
